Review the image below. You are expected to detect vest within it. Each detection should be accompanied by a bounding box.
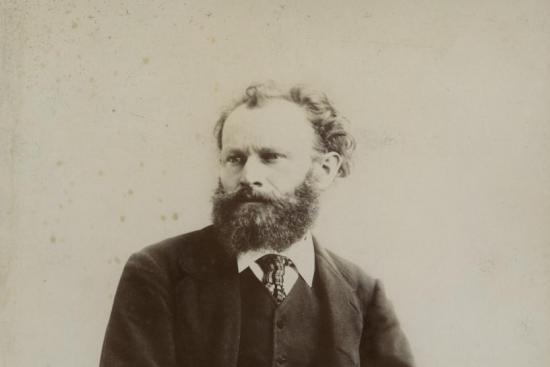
[237,268,322,367]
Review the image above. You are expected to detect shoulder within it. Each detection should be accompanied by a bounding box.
[314,240,379,303]
[124,225,218,283]
[325,247,377,285]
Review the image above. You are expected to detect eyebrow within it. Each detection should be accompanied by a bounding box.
[223,146,291,156]
[222,148,246,155]
[258,147,285,154]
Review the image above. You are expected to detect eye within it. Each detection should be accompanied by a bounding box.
[225,154,245,165]
[261,152,285,163]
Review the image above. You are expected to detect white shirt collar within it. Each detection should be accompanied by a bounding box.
[237,232,315,287]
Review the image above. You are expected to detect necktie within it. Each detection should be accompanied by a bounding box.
[256,254,294,305]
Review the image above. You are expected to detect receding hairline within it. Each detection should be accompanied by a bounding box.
[216,94,313,149]
[219,98,319,152]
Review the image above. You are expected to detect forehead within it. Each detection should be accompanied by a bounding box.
[221,99,316,153]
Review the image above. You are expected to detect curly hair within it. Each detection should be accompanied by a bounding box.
[214,82,356,178]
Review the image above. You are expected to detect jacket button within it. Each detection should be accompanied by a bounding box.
[276,320,284,329]
[276,356,287,364]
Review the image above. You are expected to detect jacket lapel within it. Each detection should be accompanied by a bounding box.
[314,241,363,367]
[174,229,241,367]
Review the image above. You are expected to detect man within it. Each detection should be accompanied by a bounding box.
[100,82,415,367]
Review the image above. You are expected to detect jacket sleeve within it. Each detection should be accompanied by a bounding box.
[100,251,177,367]
[360,280,415,367]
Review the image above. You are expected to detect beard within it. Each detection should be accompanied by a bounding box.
[211,173,320,255]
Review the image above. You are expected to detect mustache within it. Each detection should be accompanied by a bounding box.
[217,185,276,204]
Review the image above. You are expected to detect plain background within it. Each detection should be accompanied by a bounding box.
[1,1,550,366]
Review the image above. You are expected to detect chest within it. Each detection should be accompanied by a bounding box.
[237,269,323,367]
[172,266,363,367]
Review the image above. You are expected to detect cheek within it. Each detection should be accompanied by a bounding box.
[268,161,312,190]
[219,167,240,190]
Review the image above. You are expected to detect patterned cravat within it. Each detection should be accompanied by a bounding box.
[256,254,294,305]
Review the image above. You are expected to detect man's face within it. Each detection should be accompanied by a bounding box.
[219,98,316,197]
[212,99,320,253]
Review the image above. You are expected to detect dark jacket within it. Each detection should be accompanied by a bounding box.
[100,226,415,367]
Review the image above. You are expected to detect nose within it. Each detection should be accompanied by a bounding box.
[240,155,265,188]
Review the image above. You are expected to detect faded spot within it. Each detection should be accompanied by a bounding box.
[71,21,78,29]
[56,160,63,166]
[172,213,179,221]
[479,258,495,274]
[160,215,166,221]
[139,161,144,168]
[195,132,205,142]
[114,256,121,264]
[98,170,104,176]
[120,215,125,222]
[127,189,133,195]
[131,112,145,119]
[142,57,150,64]
[382,136,395,145]
[50,235,56,243]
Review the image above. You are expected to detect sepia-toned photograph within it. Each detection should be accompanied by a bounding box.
[2,1,550,367]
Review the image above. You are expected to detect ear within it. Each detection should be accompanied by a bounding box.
[313,152,342,190]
